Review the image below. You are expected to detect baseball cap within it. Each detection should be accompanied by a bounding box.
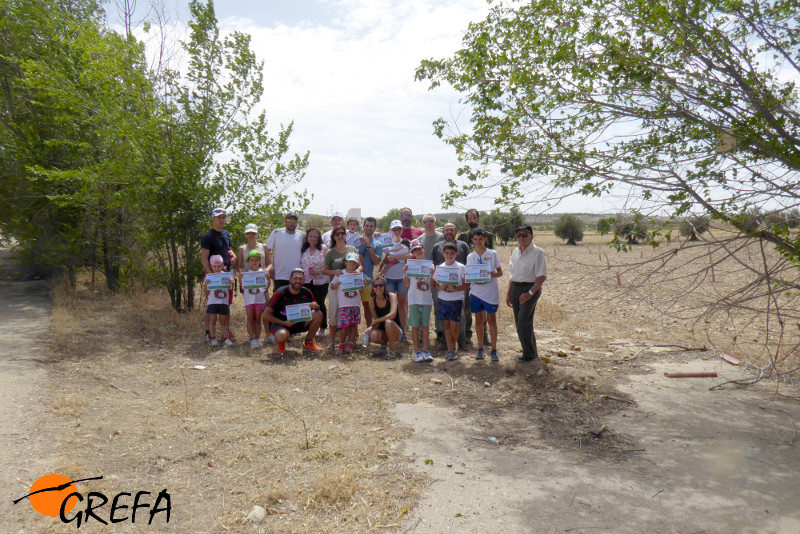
[390,219,402,229]
[212,207,226,218]
[244,223,258,234]
[247,249,262,259]
[331,211,345,220]
[515,224,533,234]
[410,240,424,251]
[285,211,298,220]
[345,252,359,263]
[470,227,487,238]
[209,255,224,265]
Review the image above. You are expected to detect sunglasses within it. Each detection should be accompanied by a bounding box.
[401,214,411,218]
[333,232,346,237]
[423,219,435,224]
[373,283,385,288]
[516,233,531,238]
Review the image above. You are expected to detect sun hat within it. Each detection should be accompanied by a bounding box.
[212,207,226,218]
[247,249,262,259]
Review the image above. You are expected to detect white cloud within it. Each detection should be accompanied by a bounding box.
[219,0,491,217]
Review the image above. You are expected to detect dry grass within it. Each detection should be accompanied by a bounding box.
[36,235,799,532]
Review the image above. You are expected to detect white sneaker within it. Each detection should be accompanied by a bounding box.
[264,335,276,345]
[224,337,235,347]
[209,338,219,347]
[413,351,424,363]
[250,339,259,349]
[422,350,433,362]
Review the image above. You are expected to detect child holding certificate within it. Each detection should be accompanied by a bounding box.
[432,242,468,361]
[238,249,270,349]
[330,253,363,355]
[403,241,434,363]
[466,228,503,361]
[204,255,236,347]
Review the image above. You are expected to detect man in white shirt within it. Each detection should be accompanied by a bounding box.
[322,211,345,247]
[266,212,306,290]
[506,224,547,362]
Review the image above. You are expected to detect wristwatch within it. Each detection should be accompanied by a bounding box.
[528,289,535,296]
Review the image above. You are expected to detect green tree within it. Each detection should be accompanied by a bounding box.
[150,0,310,311]
[0,0,158,289]
[554,214,584,246]
[679,215,710,242]
[417,0,799,261]
[378,209,403,233]
[614,214,648,245]
[306,214,325,229]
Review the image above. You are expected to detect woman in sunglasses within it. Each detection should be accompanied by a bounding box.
[322,225,360,351]
[367,275,402,358]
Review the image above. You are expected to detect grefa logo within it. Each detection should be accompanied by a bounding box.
[14,474,171,528]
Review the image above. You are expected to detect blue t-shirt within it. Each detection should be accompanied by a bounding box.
[358,236,384,283]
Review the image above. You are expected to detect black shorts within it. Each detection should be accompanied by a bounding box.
[207,303,230,316]
[270,322,309,336]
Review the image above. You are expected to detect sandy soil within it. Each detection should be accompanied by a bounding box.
[2,237,800,533]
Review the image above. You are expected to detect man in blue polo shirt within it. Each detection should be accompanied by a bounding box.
[358,216,384,326]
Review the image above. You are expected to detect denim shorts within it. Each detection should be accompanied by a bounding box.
[385,278,408,294]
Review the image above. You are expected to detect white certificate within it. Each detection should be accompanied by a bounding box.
[465,265,491,284]
[241,271,267,289]
[379,234,395,247]
[206,272,232,289]
[339,272,365,291]
[346,232,361,247]
[406,259,433,278]
[435,265,461,285]
[285,303,312,323]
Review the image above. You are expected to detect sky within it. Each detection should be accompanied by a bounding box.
[109,0,613,219]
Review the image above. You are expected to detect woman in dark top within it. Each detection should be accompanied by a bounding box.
[368,275,402,358]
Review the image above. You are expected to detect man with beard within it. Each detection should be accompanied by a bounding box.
[431,223,470,349]
[358,216,384,326]
[457,209,494,345]
[399,207,423,240]
[264,268,324,357]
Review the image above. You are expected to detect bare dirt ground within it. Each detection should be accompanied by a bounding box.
[2,235,800,533]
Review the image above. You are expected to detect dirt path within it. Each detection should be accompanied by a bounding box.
[395,356,800,533]
[0,249,53,530]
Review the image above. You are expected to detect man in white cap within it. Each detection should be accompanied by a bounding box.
[201,207,234,343]
[322,211,345,247]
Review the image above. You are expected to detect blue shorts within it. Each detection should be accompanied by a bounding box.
[470,294,498,314]
[437,299,462,322]
[385,278,409,294]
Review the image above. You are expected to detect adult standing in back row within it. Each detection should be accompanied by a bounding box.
[201,207,233,343]
[265,212,306,344]
[506,225,547,362]
[399,207,423,241]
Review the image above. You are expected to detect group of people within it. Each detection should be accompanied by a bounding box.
[200,206,547,363]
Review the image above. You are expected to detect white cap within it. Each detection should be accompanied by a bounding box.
[212,207,226,218]
[390,219,402,229]
[331,211,345,219]
[244,223,258,234]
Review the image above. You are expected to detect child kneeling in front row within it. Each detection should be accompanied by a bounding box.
[204,255,236,347]
[330,252,363,355]
[238,249,270,349]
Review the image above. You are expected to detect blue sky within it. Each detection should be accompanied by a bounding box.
[110,0,614,219]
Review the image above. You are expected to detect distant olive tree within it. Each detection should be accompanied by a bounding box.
[614,213,648,245]
[554,214,584,245]
[679,215,710,241]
